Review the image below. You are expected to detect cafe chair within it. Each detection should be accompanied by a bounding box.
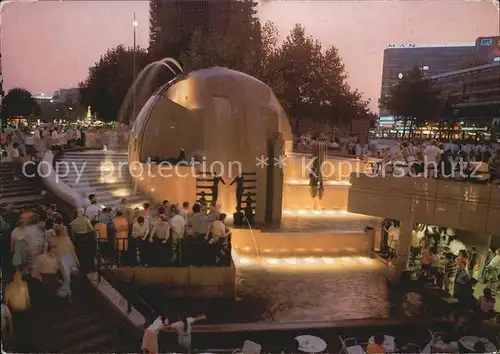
[338,336,362,354]
[405,343,421,353]
[427,328,442,341]
[232,340,261,354]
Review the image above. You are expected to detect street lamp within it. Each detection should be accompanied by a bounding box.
[132,12,138,124]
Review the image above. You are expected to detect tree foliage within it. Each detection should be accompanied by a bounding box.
[38,100,86,122]
[265,24,372,131]
[79,45,150,122]
[379,67,441,137]
[1,88,39,119]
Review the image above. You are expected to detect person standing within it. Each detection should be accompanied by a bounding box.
[5,272,30,351]
[70,209,94,272]
[54,224,79,303]
[189,203,208,266]
[169,314,207,353]
[131,216,150,265]
[211,174,225,204]
[113,210,129,266]
[150,216,170,266]
[170,208,186,265]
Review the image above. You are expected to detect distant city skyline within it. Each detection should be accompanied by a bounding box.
[1,0,498,111]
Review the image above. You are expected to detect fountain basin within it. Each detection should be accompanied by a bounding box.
[106,265,236,299]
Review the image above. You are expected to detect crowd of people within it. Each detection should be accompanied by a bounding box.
[76,195,233,268]
[0,123,129,162]
[297,134,500,183]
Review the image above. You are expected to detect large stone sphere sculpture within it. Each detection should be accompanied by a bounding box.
[128,67,293,213]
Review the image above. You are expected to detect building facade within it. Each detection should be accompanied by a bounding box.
[380,43,476,119]
[430,63,500,140]
[475,36,500,64]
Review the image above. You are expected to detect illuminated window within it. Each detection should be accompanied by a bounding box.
[422,65,430,71]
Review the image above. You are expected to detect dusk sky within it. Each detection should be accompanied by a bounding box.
[1,0,498,111]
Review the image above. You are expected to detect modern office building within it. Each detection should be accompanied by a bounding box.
[379,43,477,118]
[149,0,256,59]
[430,63,500,140]
[475,36,500,64]
[379,36,500,131]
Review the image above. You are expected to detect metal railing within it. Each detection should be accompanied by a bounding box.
[94,232,155,320]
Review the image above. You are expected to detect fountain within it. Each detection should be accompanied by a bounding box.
[118,57,184,125]
[112,63,390,325]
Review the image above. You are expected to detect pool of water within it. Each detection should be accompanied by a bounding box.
[135,260,391,324]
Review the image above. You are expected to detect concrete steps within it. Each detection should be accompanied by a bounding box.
[57,151,151,210]
[20,277,126,353]
[0,162,50,209]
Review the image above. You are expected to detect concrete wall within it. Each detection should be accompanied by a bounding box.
[134,164,197,206]
[283,184,349,210]
[110,266,236,299]
[348,174,500,236]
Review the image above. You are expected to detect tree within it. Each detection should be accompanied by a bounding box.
[379,67,441,138]
[1,88,39,119]
[265,24,372,133]
[461,57,489,69]
[79,45,150,122]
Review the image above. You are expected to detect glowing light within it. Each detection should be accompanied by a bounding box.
[140,177,144,181]
[286,179,350,186]
[322,257,335,264]
[111,188,130,198]
[263,248,272,253]
[359,257,371,264]
[295,248,307,252]
[99,163,114,172]
[242,246,252,252]
[281,209,357,217]
[266,258,279,265]
[304,257,316,264]
[342,257,353,262]
[313,248,323,252]
[100,178,117,184]
[150,188,155,192]
[285,258,297,265]
[239,258,251,265]
[278,248,289,253]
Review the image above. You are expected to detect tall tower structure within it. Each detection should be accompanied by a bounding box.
[149,0,256,61]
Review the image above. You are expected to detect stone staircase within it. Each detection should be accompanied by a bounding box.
[56,150,150,210]
[14,276,133,353]
[0,161,50,210]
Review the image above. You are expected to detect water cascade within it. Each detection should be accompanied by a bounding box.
[118,57,184,125]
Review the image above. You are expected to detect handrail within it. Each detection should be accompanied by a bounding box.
[39,150,82,208]
[95,234,156,321]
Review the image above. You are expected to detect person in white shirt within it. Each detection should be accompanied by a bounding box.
[132,216,150,265]
[150,215,170,265]
[423,140,441,178]
[387,221,400,261]
[168,314,206,352]
[209,213,231,266]
[179,201,189,226]
[85,200,99,221]
[170,208,186,264]
[24,132,35,160]
[141,316,169,354]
